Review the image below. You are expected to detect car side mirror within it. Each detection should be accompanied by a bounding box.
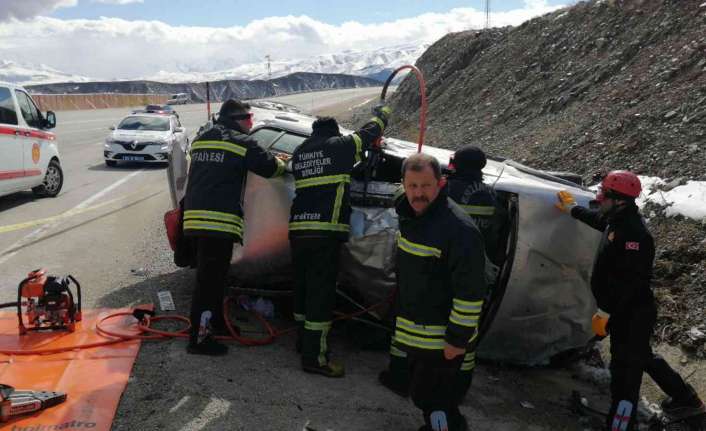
[109,126,115,130]
[175,127,185,133]
[44,111,56,129]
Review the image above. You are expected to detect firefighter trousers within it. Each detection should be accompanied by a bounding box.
[290,237,342,366]
[189,236,233,340]
[607,303,691,431]
[409,352,470,430]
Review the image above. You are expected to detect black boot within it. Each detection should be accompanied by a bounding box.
[378,369,409,397]
[661,384,706,419]
[302,358,345,378]
[187,335,229,356]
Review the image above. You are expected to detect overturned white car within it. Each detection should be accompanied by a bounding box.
[168,106,602,366]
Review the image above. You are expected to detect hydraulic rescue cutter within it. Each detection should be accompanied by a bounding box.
[0,384,66,422]
[17,270,82,335]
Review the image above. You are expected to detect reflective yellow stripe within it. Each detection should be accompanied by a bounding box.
[294,174,350,189]
[184,210,243,226]
[274,158,286,177]
[461,205,495,216]
[370,116,385,131]
[319,324,330,366]
[452,298,483,314]
[461,359,476,371]
[304,320,332,331]
[449,310,479,328]
[331,182,345,224]
[353,134,363,163]
[289,221,350,233]
[394,330,445,350]
[390,344,407,358]
[396,317,446,336]
[397,233,442,258]
[183,220,242,236]
[191,140,247,157]
[293,313,305,322]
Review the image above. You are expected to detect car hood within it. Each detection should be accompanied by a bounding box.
[111,130,170,142]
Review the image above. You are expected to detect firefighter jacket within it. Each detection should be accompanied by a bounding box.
[448,171,507,266]
[393,188,488,355]
[571,203,655,316]
[288,118,385,241]
[183,121,285,241]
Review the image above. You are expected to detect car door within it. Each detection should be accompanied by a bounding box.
[0,86,25,196]
[171,116,187,152]
[14,90,50,189]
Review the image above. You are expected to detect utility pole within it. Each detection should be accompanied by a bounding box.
[484,0,491,29]
[265,55,272,80]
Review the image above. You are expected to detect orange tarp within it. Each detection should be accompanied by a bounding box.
[0,307,149,431]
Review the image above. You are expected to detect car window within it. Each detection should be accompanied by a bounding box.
[15,90,42,129]
[271,132,307,154]
[117,116,170,131]
[249,128,284,148]
[0,87,18,125]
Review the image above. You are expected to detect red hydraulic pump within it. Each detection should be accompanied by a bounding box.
[17,269,82,335]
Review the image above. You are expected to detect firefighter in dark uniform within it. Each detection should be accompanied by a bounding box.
[184,99,285,356]
[556,171,704,430]
[289,106,391,377]
[447,145,506,267]
[394,153,486,431]
[379,145,504,398]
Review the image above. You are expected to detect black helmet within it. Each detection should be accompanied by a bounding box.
[453,145,487,173]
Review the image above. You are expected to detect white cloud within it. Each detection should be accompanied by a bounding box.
[0,2,565,80]
[92,0,144,4]
[0,0,77,21]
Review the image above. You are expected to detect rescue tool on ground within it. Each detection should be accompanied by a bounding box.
[17,269,82,335]
[0,384,66,423]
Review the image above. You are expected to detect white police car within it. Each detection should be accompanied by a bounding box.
[0,81,62,199]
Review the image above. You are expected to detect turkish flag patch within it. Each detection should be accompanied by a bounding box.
[625,241,640,251]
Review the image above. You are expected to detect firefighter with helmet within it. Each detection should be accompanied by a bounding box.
[289,104,391,378]
[183,99,285,356]
[556,170,705,430]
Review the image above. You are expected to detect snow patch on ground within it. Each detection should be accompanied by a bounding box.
[638,176,706,222]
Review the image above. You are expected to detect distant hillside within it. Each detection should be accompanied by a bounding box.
[389,0,706,182]
[26,72,381,102]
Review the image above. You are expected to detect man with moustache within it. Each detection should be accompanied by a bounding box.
[392,153,486,431]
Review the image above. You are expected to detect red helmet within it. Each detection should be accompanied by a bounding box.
[600,170,642,198]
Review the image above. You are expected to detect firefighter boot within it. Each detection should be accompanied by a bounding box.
[187,311,228,356]
[378,369,409,398]
[661,384,706,419]
[302,358,345,378]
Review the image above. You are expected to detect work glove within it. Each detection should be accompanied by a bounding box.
[591,309,610,337]
[555,190,577,213]
[372,102,392,127]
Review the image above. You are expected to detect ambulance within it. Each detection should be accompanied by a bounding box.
[0,82,62,199]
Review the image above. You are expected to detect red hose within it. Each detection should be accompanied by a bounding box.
[380,65,427,153]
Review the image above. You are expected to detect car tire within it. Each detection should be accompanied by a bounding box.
[32,159,63,198]
[105,160,117,167]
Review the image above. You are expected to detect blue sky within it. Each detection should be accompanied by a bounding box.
[51,0,570,26]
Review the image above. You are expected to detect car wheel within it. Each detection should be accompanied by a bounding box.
[32,159,64,198]
[105,160,117,167]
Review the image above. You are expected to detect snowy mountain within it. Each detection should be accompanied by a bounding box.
[143,44,429,83]
[2,44,427,86]
[0,60,93,86]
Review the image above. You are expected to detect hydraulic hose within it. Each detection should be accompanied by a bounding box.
[0,291,394,355]
[380,65,427,153]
